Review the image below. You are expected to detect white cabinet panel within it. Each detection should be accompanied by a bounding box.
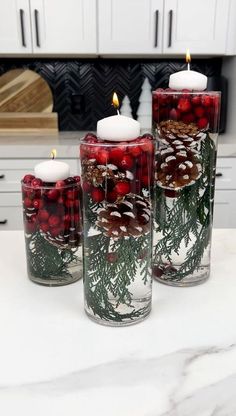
[0,0,32,53]
[98,0,164,54]
[215,158,236,190]
[163,0,230,54]
[30,0,97,54]
[214,190,236,228]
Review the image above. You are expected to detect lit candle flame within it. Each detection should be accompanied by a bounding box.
[186,49,191,70]
[50,149,57,159]
[112,92,120,114]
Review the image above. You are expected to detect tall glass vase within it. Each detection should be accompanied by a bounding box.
[80,133,154,326]
[152,90,221,286]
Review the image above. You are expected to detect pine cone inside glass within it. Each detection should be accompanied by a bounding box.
[158,120,207,148]
[96,195,151,238]
[156,146,201,190]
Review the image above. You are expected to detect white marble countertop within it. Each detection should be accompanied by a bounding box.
[0,229,236,415]
[0,131,235,158]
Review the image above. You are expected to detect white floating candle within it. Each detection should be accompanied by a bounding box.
[97,92,140,142]
[34,149,70,182]
[169,50,207,91]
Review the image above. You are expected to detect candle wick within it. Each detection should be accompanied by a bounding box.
[187,62,190,71]
[117,109,120,115]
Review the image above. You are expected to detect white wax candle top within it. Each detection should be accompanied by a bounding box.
[169,70,207,91]
[97,115,141,142]
[34,160,70,182]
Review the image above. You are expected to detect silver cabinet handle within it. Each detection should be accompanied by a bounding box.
[0,220,7,225]
[34,9,40,47]
[154,10,159,47]
[0,174,5,179]
[19,9,26,47]
[168,10,173,47]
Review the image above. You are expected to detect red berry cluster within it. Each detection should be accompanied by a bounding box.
[22,174,82,248]
[80,133,154,203]
[152,88,220,131]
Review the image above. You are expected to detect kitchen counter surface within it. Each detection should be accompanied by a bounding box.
[0,229,235,415]
[0,131,235,158]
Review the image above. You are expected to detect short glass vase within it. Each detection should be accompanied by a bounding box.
[80,133,154,326]
[152,90,221,286]
[22,179,82,286]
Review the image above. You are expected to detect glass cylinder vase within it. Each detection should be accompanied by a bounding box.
[152,90,221,286]
[80,133,154,326]
[21,178,82,286]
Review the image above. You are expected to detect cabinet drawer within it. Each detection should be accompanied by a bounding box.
[0,207,23,230]
[215,158,236,190]
[0,193,22,206]
[213,190,236,228]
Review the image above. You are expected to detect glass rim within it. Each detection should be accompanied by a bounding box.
[21,180,80,190]
[80,134,153,147]
[152,90,221,95]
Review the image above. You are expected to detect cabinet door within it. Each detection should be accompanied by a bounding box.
[98,0,164,54]
[163,0,230,55]
[30,0,97,54]
[214,191,236,228]
[0,0,32,53]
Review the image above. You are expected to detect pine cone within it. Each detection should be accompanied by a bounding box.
[82,159,133,187]
[156,146,201,190]
[40,228,82,249]
[96,195,151,238]
[158,120,206,148]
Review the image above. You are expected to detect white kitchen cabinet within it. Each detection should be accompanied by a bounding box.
[0,0,32,53]
[30,0,97,54]
[98,0,231,55]
[98,0,164,54]
[162,0,230,55]
[213,158,236,228]
[0,0,97,55]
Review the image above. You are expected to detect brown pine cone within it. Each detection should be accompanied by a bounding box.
[158,120,206,148]
[82,159,133,187]
[156,146,201,190]
[96,195,151,238]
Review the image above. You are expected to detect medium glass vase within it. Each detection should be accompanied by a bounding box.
[80,133,154,326]
[152,90,221,286]
[22,179,82,286]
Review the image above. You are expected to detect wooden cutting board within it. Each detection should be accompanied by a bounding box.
[0,69,54,113]
[0,113,58,134]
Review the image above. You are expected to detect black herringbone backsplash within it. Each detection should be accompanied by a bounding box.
[0,58,222,130]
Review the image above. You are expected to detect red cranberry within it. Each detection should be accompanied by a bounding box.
[201,95,212,107]
[106,252,118,263]
[65,199,74,209]
[191,95,201,106]
[96,149,109,165]
[47,189,59,200]
[119,154,134,170]
[25,219,37,234]
[84,133,98,143]
[63,214,71,228]
[129,145,142,158]
[31,178,43,188]
[33,199,43,210]
[140,137,154,154]
[194,106,205,118]
[109,148,124,163]
[73,176,81,183]
[50,227,62,237]
[73,199,80,209]
[181,113,195,124]
[24,197,33,208]
[58,196,64,204]
[23,174,35,184]
[141,175,150,188]
[83,181,92,193]
[114,181,131,196]
[66,189,77,200]
[177,98,192,113]
[55,180,66,189]
[40,223,49,233]
[169,108,181,121]
[73,213,80,225]
[197,117,209,129]
[48,215,60,228]
[91,187,105,203]
[38,209,49,222]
